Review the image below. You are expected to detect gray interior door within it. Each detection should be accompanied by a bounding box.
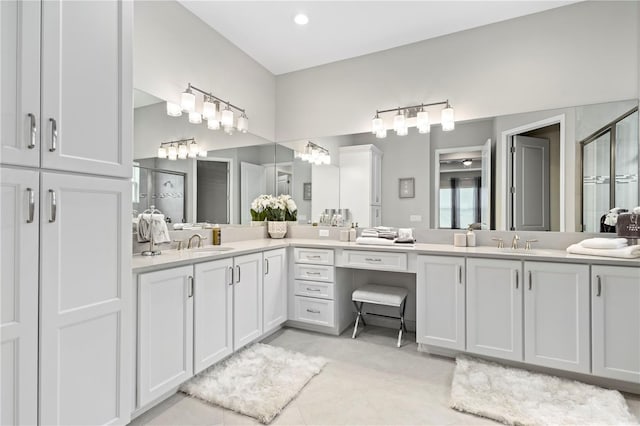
[197,160,229,223]
[512,135,550,231]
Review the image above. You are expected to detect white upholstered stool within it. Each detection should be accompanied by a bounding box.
[351,284,408,347]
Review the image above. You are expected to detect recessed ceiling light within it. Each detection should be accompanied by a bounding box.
[294,13,309,26]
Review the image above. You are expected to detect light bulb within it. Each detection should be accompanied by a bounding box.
[221,107,234,127]
[237,113,249,133]
[371,114,383,134]
[207,118,220,130]
[417,110,430,134]
[202,97,216,120]
[189,111,202,124]
[178,143,188,159]
[396,126,408,136]
[393,110,406,132]
[167,145,178,160]
[157,146,167,158]
[181,88,195,112]
[375,128,387,139]
[189,141,199,157]
[166,102,182,117]
[462,159,473,167]
[198,149,207,157]
[441,103,455,131]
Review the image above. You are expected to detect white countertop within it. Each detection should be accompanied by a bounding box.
[131,238,640,273]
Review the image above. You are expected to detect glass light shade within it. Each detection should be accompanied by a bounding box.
[393,112,406,132]
[322,154,331,165]
[221,108,234,127]
[237,115,249,133]
[375,128,387,139]
[207,118,220,130]
[178,143,188,159]
[396,126,409,136]
[372,116,383,134]
[202,99,216,120]
[181,90,196,112]
[441,106,455,131]
[189,141,199,156]
[198,149,207,157]
[157,146,167,158]
[417,110,430,133]
[224,126,234,135]
[166,102,182,117]
[188,111,202,124]
[167,145,178,160]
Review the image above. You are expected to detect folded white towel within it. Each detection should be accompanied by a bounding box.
[355,237,396,246]
[634,207,640,215]
[579,238,628,249]
[137,213,171,244]
[566,244,640,259]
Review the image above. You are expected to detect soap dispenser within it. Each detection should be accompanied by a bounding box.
[349,223,357,242]
[466,226,476,247]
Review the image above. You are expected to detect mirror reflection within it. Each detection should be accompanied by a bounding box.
[134,88,639,233]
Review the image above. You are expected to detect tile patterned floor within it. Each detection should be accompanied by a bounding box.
[129,326,640,426]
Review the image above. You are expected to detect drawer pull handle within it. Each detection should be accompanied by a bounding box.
[27,188,35,223]
[187,276,194,298]
[306,271,321,275]
[306,255,322,259]
[515,270,519,289]
[48,189,56,223]
[28,113,37,149]
[596,275,602,297]
[306,309,321,314]
[306,288,321,292]
[49,118,57,152]
[228,266,234,286]
[528,270,532,290]
[365,258,382,262]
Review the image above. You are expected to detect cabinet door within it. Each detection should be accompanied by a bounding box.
[194,259,233,375]
[0,0,40,167]
[467,259,523,361]
[263,248,287,334]
[233,253,263,350]
[524,262,590,374]
[41,0,132,177]
[138,266,194,408]
[592,265,640,383]
[39,172,131,425]
[1,168,38,426]
[416,255,465,350]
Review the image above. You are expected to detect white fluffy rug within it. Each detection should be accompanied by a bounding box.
[450,356,638,425]
[180,343,326,424]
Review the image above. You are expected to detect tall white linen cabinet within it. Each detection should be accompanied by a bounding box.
[1,1,133,425]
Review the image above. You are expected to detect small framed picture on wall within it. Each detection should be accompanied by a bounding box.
[303,182,312,200]
[399,178,415,198]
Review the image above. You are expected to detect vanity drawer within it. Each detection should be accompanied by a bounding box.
[294,264,335,282]
[294,280,334,300]
[294,296,335,327]
[343,250,408,271]
[293,247,334,265]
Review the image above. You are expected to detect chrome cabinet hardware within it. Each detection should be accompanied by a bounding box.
[27,188,35,223]
[491,237,504,248]
[228,266,234,286]
[306,287,321,292]
[596,275,602,297]
[173,240,185,250]
[365,257,382,262]
[236,265,240,283]
[515,269,519,289]
[458,265,463,284]
[525,239,539,250]
[49,118,57,152]
[305,271,321,276]
[265,258,269,275]
[528,270,532,290]
[28,113,37,149]
[187,276,194,298]
[48,189,56,223]
[306,309,321,314]
[306,255,321,260]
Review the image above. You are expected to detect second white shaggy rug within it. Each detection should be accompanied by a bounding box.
[450,356,638,425]
[180,343,326,424]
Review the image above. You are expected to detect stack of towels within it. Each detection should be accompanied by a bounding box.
[566,238,640,259]
[137,213,171,244]
[360,227,397,240]
[355,227,415,246]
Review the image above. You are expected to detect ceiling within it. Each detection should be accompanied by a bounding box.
[178,1,579,75]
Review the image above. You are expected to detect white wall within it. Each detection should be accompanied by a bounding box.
[134,1,276,141]
[275,1,638,142]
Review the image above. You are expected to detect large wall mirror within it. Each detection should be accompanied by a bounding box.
[133,88,638,232]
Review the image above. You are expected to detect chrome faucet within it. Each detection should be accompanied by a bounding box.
[187,233,203,249]
[511,234,520,250]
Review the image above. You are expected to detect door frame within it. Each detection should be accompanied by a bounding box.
[499,114,565,231]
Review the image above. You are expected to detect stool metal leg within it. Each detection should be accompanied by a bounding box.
[397,298,407,348]
[352,301,366,339]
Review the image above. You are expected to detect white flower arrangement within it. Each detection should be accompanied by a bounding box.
[250,194,298,221]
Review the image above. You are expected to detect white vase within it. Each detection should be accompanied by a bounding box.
[267,221,287,238]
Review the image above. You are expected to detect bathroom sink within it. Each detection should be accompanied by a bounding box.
[480,247,560,257]
[188,246,235,253]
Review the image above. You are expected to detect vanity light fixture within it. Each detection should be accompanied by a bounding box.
[157,138,206,161]
[462,159,473,167]
[372,100,455,137]
[294,141,331,165]
[168,83,248,135]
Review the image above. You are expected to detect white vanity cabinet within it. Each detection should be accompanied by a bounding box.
[263,248,288,334]
[524,262,590,374]
[416,255,466,350]
[2,0,132,177]
[193,258,234,375]
[233,252,264,350]
[339,144,383,227]
[591,265,640,383]
[466,258,523,361]
[137,266,194,407]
